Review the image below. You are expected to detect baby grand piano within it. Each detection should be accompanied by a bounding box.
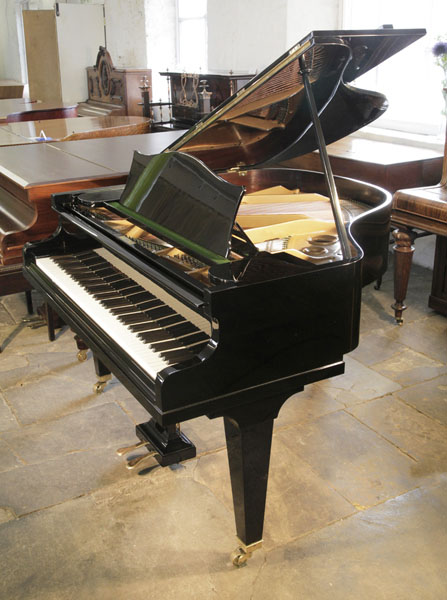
[23,29,424,565]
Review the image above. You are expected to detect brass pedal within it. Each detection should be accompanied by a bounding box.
[116,440,147,456]
[126,451,157,469]
[116,440,157,470]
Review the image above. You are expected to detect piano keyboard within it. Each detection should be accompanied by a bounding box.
[36,248,212,380]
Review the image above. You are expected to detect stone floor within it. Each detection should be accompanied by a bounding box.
[0,258,446,600]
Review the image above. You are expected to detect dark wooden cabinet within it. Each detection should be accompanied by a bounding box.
[159,71,254,126]
[78,47,152,117]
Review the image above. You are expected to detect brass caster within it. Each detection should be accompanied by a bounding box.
[231,539,262,567]
[93,373,111,394]
[77,349,88,362]
[93,381,107,394]
[231,548,249,567]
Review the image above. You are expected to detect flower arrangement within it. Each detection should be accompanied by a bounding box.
[432,40,447,90]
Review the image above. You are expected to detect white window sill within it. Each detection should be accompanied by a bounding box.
[351,126,445,153]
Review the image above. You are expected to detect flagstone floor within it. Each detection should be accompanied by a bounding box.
[0,257,446,600]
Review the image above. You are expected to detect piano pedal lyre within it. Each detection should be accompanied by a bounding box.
[116,420,196,471]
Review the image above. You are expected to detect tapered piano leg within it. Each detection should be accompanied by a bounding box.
[222,396,290,566]
[93,356,112,393]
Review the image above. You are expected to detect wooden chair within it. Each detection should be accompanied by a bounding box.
[391,123,447,323]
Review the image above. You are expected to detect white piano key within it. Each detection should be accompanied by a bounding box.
[36,251,211,381]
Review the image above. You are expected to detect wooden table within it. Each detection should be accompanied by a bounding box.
[0,80,24,99]
[0,116,150,146]
[0,99,78,123]
[0,131,184,298]
[282,136,443,192]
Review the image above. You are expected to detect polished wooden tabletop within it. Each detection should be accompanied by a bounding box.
[283,134,444,193]
[0,116,151,146]
[50,130,185,174]
[0,130,185,188]
[0,99,78,123]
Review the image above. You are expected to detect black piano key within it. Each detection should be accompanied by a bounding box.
[150,332,208,353]
[104,277,133,287]
[72,250,99,259]
[166,322,200,336]
[161,340,208,362]
[128,314,185,332]
[160,349,195,364]
[112,300,163,315]
[101,302,134,311]
[137,330,177,343]
[87,289,121,297]
[141,305,175,320]
[117,312,155,325]
[123,290,157,303]
[90,267,118,276]
[112,309,144,319]
[137,322,198,343]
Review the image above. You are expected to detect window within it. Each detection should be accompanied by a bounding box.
[176,0,207,72]
[342,0,447,137]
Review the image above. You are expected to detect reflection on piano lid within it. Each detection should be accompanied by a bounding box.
[23,28,425,564]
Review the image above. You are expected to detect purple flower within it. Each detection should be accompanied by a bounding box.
[432,41,447,57]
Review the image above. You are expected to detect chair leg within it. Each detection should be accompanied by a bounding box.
[392,227,416,324]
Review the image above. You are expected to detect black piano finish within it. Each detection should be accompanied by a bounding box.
[23,28,423,564]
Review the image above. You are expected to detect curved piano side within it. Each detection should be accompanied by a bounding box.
[222,167,392,287]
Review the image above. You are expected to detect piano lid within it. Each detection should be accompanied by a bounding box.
[166,28,426,170]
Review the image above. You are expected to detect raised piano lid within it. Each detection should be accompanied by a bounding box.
[166,28,426,168]
[101,28,424,262]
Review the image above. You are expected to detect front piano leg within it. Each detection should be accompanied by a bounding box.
[220,394,291,566]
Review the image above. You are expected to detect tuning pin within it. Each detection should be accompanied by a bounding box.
[126,451,157,470]
[116,440,147,456]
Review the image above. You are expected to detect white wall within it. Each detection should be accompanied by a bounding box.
[0,1,26,82]
[207,0,341,74]
[286,0,341,46]
[145,0,177,103]
[104,0,147,68]
[207,0,288,74]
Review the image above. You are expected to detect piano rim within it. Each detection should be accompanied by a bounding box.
[24,258,350,426]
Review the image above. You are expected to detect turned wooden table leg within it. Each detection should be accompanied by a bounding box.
[392,227,416,324]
